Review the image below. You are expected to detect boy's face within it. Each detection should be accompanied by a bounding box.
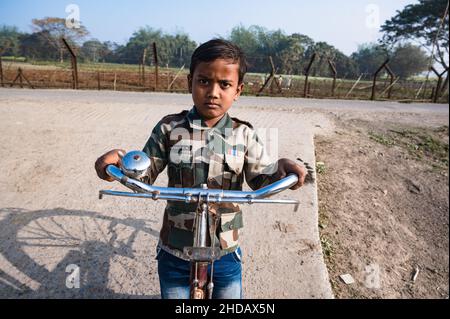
[188,58,244,126]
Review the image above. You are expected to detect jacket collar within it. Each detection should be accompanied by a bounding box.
[186,106,232,136]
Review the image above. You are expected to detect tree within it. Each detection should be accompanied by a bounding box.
[350,42,429,79]
[0,25,23,56]
[114,27,196,68]
[228,25,359,77]
[351,43,389,75]
[32,17,89,63]
[229,26,316,74]
[381,0,449,74]
[80,39,111,62]
[303,42,357,78]
[390,44,429,78]
[20,31,58,60]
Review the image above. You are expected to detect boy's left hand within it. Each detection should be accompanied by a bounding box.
[273,158,308,190]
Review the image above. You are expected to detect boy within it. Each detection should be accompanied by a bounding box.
[95,39,307,299]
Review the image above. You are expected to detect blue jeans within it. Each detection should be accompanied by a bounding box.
[156,246,242,299]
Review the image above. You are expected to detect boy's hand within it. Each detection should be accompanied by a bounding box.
[272,158,308,190]
[95,149,126,182]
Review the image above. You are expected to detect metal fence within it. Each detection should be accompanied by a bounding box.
[0,40,448,103]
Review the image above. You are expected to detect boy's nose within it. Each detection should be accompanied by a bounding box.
[207,83,220,98]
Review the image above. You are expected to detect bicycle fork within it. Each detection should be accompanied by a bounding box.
[186,185,220,299]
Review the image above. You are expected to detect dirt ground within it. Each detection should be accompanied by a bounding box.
[0,89,334,299]
[315,114,449,299]
[0,88,447,299]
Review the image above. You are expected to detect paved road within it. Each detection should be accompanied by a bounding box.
[2,87,447,112]
[0,88,447,299]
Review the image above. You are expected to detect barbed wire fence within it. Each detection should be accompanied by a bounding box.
[0,40,447,103]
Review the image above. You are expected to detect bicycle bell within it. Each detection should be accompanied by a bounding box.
[120,150,151,179]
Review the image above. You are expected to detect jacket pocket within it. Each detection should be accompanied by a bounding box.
[222,152,244,190]
[224,151,244,175]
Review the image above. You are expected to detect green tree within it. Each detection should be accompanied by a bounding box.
[80,39,112,62]
[351,43,389,75]
[303,42,357,78]
[0,25,23,56]
[20,30,57,60]
[381,0,449,72]
[390,44,429,78]
[32,17,89,62]
[116,27,196,67]
[229,26,316,75]
[228,25,260,58]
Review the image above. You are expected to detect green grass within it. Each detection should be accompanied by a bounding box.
[11,57,189,75]
[368,132,396,146]
[316,161,326,174]
[369,126,449,167]
[320,235,334,258]
[1,56,27,62]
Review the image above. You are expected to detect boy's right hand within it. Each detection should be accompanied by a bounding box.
[95,149,126,182]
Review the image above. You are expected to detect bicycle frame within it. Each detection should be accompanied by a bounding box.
[98,151,300,299]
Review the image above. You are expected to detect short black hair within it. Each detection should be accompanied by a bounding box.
[190,39,247,84]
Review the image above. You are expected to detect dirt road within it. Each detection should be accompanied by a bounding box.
[0,88,447,298]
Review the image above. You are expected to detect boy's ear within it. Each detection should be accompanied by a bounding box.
[187,74,192,93]
[234,82,244,101]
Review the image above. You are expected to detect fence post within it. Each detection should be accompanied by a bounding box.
[345,73,363,98]
[439,71,449,97]
[142,48,147,88]
[303,53,316,98]
[384,64,395,99]
[327,58,337,97]
[18,68,23,88]
[97,71,101,90]
[153,42,159,91]
[257,56,281,96]
[61,38,78,89]
[430,66,448,103]
[168,64,185,90]
[0,55,4,87]
[371,59,389,100]
[10,68,34,89]
[21,68,34,89]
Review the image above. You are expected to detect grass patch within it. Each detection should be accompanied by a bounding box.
[316,161,326,174]
[368,131,396,146]
[389,126,449,166]
[320,235,334,258]
[1,56,27,62]
[367,126,448,168]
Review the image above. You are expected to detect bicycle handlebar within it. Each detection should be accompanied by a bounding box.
[98,151,300,210]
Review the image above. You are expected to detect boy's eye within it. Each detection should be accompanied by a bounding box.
[220,81,231,88]
[198,79,209,85]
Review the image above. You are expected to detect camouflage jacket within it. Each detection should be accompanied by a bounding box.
[142,106,277,260]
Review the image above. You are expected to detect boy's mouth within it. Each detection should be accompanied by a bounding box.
[204,102,221,108]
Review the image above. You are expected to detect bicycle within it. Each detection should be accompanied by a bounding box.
[99,150,300,299]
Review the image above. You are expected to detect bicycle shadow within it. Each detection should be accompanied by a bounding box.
[0,207,161,299]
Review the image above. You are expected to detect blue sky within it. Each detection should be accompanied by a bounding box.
[0,0,418,55]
